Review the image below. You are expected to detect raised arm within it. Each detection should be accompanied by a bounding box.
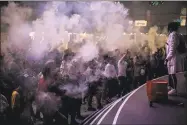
[118,53,126,63]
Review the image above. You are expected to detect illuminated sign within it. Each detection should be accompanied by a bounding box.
[149,1,164,6]
[181,8,186,15]
[135,20,147,27]
[180,16,186,26]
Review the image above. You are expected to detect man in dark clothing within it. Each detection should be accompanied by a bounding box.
[132,55,144,89]
[87,81,98,111]
[47,69,69,125]
[103,58,119,102]
[117,54,129,96]
[0,93,9,125]
[59,78,81,125]
[126,57,134,91]
[150,53,159,78]
[145,55,152,80]
[157,48,167,77]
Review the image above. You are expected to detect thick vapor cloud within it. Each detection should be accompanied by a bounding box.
[1,1,131,61]
[0,1,168,88]
[1,1,167,62]
[0,1,168,114]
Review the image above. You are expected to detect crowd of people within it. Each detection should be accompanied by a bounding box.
[0,1,186,125]
[0,39,170,125]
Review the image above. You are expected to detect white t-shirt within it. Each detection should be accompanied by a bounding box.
[83,67,98,82]
[60,61,68,76]
[67,62,78,80]
[118,60,128,77]
[104,63,117,78]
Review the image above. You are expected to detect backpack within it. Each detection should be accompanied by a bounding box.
[177,34,186,54]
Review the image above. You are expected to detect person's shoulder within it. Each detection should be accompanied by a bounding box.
[12,90,18,95]
[124,61,128,65]
[0,94,7,100]
[105,63,110,67]
[104,63,111,70]
[38,75,44,83]
[170,31,178,38]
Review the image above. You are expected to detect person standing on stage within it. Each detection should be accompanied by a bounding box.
[165,22,181,95]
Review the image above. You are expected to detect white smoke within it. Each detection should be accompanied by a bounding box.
[76,41,99,62]
[1,1,133,62]
[61,83,88,99]
[0,1,168,109]
[36,92,61,115]
[1,2,168,60]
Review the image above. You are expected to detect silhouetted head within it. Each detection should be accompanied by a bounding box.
[15,85,22,93]
[167,22,180,33]
[42,67,51,79]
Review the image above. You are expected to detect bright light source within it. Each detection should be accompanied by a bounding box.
[29,32,35,37]
[129,21,133,25]
[135,20,147,27]
[181,8,186,15]
[180,16,186,26]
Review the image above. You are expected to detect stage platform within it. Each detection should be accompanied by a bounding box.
[80,72,187,125]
